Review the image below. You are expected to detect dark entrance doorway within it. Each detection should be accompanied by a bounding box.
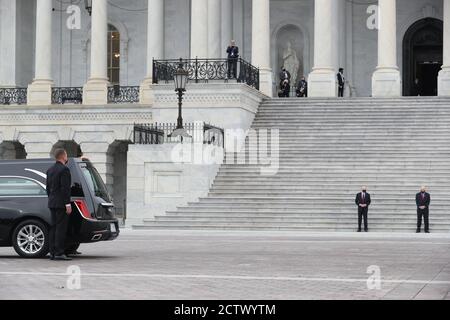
[403,18,443,96]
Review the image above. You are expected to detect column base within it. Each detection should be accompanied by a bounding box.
[438,67,450,97]
[259,68,273,97]
[372,67,401,97]
[308,68,337,97]
[139,78,155,105]
[27,80,53,105]
[83,78,109,105]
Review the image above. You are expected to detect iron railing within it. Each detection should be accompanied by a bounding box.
[133,124,165,145]
[108,85,140,103]
[133,122,225,148]
[51,87,83,104]
[153,58,260,90]
[0,88,27,105]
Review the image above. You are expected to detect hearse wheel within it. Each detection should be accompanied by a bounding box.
[12,220,49,258]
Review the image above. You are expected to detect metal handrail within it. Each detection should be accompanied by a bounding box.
[153,58,260,90]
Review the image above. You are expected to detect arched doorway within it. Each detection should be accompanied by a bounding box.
[403,18,443,96]
[50,141,83,158]
[0,141,27,160]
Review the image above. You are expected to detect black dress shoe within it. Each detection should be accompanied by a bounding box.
[357,229,362,232]
[416,230,421,233]
[425,230,430,233]
[53,255,72,261]
[364,229,368,232]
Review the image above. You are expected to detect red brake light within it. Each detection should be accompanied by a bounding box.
[74,200,93,219]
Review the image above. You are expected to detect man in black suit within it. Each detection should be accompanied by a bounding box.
[46,148,72,261]
[226,40,239,79]
[355,186,371,232]
[279,67,291,87]
[337,68,345,97]
[416,186,431,233]
[296,76,308,97]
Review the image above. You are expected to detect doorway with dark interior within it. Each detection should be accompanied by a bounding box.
[403,18,443,96]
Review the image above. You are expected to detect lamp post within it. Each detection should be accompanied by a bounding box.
[168,58,191,139]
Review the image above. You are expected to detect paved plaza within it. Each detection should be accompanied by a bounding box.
[0,229,449,300]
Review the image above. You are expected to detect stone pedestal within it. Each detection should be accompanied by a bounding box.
[27,80,53,106]
[259,69,273,98]
[139,79,155,105]
[83,79,108,105]
[372,67,401,97]
[308,69,336,97]
[438,68,450,97]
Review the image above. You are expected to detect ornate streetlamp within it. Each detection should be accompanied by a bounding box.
[168,58,191,139]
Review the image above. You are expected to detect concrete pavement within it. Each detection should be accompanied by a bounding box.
[0,229,449,300]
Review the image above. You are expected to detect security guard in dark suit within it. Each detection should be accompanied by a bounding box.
[355,186,371,232]
[46,148,72,260]
[416,186,431,233]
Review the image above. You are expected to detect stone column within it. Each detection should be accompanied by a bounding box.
[208,0,221,58]
[83,0,109,105]
[371,0,401,97]
[27,0,53,105]
[438,0,450,96]
[191,0,208,58]
[308,0,337,97]
[251,0,273,97]
[221,0,233,58]
[140,0,165,104]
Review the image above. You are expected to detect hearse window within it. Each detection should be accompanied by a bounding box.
[71,182,84,197]
[79,163,110,200]
[0,177,47,196]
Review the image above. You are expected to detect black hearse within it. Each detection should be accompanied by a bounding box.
[0,158,119,258]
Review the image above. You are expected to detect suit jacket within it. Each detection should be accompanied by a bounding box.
[226,46,239,59]
[337,73,345,87]
[279,70,291,83]
[416,192,430,209]
[355,192,371,207]
[46,161,72,209]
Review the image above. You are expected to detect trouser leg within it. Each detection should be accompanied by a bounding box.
[363,209,368,230]
[358,209,362,230]
[417,210,422,230]
[424,210,429,232]
[55,208,69,256]
[49,209,57,256]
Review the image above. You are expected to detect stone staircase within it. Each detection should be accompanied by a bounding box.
[134,97,450,232]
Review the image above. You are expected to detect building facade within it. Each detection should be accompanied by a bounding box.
[0,0,449,223]
[0,0,449,98]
